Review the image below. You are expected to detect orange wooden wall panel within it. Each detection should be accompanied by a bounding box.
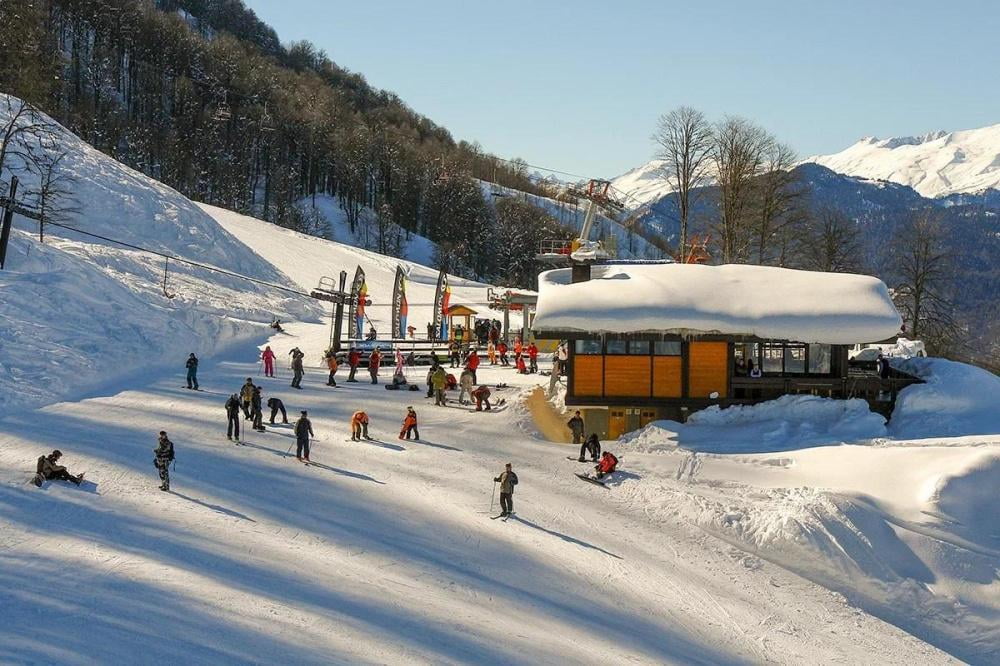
[688,342,728,398]
[572,356,603,396]
[604,356,651,397]
[652,356,682,397]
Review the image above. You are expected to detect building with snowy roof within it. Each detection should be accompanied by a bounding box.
[532,263,920,439]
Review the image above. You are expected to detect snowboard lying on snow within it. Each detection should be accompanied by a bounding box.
[575,473,608,488]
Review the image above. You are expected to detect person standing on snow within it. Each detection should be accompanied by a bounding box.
[399,406,419,440]
[239,378,256,419]
[290,348,305,389]
[185,353,199,390]
[267,396,288,424]
[527,342,539,374]
[225,393,241,442]
[369,347,382,385]
[487,341,497,365]
[250,386,265,432]
[325,350,339,387]
[497,341,509,366]
[347,346,361,382]
[431,365,448,406]
[458,368,474,405]
[466,348,480,384]
[494,463,518,517]
[153,431,174,491]
[426,361,439,398]
[294,410,314,461]
[350,410,370,441]
[567,411,585,445]
[261,346,276,377]
[449,340,461,368]
[579,433,600,462]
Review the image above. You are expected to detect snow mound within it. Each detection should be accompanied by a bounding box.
[890,358,1000,438]
[623,395,887,454]
[928,455,1000,540]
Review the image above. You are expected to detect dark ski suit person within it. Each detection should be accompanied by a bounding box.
[185,353,199,390]
[290,348,305,389]
[494,463,519,517]
[250,386,265,432]
[567,411,585,445]
[267,397,288,424]
[33,450,83,486]
[240,378,256,419]
[154,431,175,491]
[294,410,314,461]
[225,393,241,442]
[579,433,601,462]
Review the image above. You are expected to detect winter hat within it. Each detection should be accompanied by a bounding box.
[51,449,62,458]
[301,410,308,415]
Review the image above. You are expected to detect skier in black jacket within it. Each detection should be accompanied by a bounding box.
[33,450,83,486]
[153,431,174,491]
[578,433,601,462]
[250,386,265,432]
[494,463,519,517]
[225,394,241,442]
[294,411,314,462]
[185,353,199,390]
[267,397,288,424]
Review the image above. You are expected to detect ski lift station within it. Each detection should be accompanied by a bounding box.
[532,262,925,439]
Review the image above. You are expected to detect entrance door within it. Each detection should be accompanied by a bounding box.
[639,409,657,428]
[688,341,728,398]
[608,408,627,439]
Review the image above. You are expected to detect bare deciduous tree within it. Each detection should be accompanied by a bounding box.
[711,116,773,263]
[1,96,57,186]
[29,147,79,242]
[652,106,713,259]
[798,208,862,273]
[753,142,803,264]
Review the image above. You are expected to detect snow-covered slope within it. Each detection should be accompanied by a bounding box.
[609,159,674,207]
[806,124,1000,198]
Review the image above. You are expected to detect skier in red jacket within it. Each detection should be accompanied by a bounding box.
[347,347,362,382]
[261,346,276,377]
[595,451,618,479]
[497,341,509,366]
[368,347,382,384]
[465,349,480,384]
[527,343,539,373]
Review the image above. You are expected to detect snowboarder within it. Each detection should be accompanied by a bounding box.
[225,393,241,442]
[497,341,509,366]
[594,451,618,479]
[527,342,539,373]
[431,366,448,406]
[399,406,419,440]
[579,433,600,462]
[267,396,288,424]
[33,450,83,486]
[185,353,199,390]
[153,431,174,491]
[261,346,276,377]
[466,349,480,384]
[290,348,304,389]
[494,463,518,517]
[350,410,370,441]
[458,368,474,405]
[250,386,265,432]
[294,410,314,461]
[347,347,361,382]
[472,385,492,411]
[239,378,256,419]
[449,341,461,368]
[567,411,585,445]
[325,351,339,386]
[369,347,382,384]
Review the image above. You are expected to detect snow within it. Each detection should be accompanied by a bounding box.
[888,357,1000,439]
[534,263,902,344]
[806,123,1000,198]
[609,159,675,207]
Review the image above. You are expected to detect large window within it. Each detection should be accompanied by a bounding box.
[628,341,650,355]
[605,340,627,355]
[654,341,682,356]
[784,345,806,373]
[763,344,783,373]
[575,340,602,355]
[809,344,832,374]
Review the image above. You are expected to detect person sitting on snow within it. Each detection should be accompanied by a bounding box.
[33,450,83,487]
[270,318,284,333]
[578,433,601,462]
[595,451,618,479]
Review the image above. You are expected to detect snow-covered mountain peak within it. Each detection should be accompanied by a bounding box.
[807,123,1000,197]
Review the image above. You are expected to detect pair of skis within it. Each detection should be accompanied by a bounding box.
[489,512,516,521]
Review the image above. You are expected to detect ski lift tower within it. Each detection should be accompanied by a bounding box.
[536,179,626,282]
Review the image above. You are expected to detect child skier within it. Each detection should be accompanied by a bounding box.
[399,406,419,440]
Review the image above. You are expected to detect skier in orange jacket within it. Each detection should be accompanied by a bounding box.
[350,410,370,441]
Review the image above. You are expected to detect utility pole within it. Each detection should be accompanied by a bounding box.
[0,177,19,270]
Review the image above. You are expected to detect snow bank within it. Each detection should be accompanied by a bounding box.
[533,263,902,344]
[890,357,1000,438]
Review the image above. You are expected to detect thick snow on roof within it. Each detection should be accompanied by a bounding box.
[533,263,902,344]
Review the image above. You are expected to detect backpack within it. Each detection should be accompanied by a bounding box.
[36,456,46,475]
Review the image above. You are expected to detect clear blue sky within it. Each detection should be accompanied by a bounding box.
[245,0,1000,179]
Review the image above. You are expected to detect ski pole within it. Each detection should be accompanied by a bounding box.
[490,480,497,514]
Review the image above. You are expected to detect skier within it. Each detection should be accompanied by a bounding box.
[250,386,265,432]
[594,451,618,479]
[267,396,288,424]
[431,365,448,406]
[493,463,518,517]
[497,341,509,366]
[425,361,439,398]
[33,450,83,487]
[290,348,304,389]
[466,348,480,384]
[472,384,492,411]
[579,433,600,462]
[527,342,539,374]
[153,431,174,491]
[294,410,314,461]
[347,347,361,382]
[449,340,461,368]
[261,346,276,377]
[514,337,523,358]
[239,378,256,419]
[369,347,382,385]
[399,406,419,440]
[458,368,474,405]
[350,410,370,441]
[185,353,199,390]
[567,410,585,445]
[325,351,339,386]
[225,393,241,442]
[487,341,497,365]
